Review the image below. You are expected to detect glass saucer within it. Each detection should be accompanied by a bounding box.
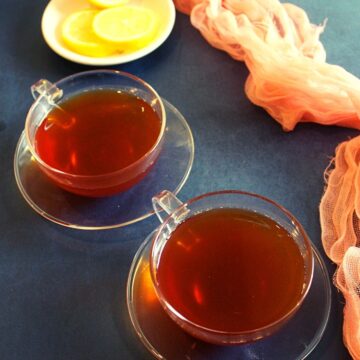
[126,232,332,360]
[14,99,194,230]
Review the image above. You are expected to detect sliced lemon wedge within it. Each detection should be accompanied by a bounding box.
[61,9,117,57]
[88,0,129,8]
[92,6,158,50]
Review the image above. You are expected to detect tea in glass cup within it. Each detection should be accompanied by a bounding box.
[150,190,314,345]
[25,70,165,197]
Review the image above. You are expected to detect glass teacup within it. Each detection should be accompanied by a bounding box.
[25,70,166,197]
[150,190,314,345]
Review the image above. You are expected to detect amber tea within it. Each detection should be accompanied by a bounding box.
[156,208,305,333]
[35,89,161,175]
[34,88,162,196]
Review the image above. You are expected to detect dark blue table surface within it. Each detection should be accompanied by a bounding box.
[1,0,359,359]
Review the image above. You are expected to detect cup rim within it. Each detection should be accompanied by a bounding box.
[150,189,314,338]
[24,69,166,180]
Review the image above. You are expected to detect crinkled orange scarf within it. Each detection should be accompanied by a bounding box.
[320,136,360,359]
[175,0,360,131]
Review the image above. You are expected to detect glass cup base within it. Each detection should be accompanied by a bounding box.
[126,231,332,360]
[14,99,194,230]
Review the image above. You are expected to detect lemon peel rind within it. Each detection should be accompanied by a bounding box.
[88,0,129,9]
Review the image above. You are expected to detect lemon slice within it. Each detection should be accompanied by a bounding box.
[61,9,117,57]
[92,6,158,50]
[88,0,129,8]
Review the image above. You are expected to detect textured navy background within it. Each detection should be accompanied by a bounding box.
[0,0,359,359]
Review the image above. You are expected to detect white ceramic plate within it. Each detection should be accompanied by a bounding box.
[41,0,176,65]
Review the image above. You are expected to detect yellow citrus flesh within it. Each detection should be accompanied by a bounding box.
[61,10,117,57]
[88,0,129,8]
[92,6,158,50]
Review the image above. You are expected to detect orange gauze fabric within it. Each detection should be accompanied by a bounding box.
[320,136,360,264]
[336,247,360,360]
[319,135,360,359]
[174,0,203,14]
[175,0,360,131]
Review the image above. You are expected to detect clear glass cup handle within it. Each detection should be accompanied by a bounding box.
[30,79,72,120]
[152,190,188,223]
[30,79,63,103]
